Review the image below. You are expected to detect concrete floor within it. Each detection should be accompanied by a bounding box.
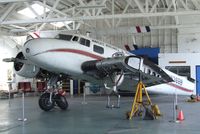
[0,94,200,134]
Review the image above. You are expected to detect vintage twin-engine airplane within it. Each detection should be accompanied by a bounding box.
[3,33,195,111]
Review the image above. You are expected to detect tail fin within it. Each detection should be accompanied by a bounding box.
[26,32,40,40]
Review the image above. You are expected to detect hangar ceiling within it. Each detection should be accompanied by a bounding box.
[0,0,200,35]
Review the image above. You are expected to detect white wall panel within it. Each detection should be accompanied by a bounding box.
[0,37,17,91]
[178,28,200,53]
[159,53,200,79]
[84,17,178,52]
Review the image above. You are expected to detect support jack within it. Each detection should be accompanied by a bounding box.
[127,81,155,120]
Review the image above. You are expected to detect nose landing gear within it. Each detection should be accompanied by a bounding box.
[39,92,68,111]
[39,92,54,111]
[38,74,68,111]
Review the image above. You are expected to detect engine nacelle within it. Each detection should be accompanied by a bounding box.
[14,52,40,78]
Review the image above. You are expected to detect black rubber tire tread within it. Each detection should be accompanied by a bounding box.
[55,94,68,110]
[39,93,54,111]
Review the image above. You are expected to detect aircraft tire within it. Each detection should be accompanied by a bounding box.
[39,93,54,111]
[55,94,68,110]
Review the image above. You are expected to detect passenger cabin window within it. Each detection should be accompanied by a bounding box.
[72,36,79,41]
[79,38,90,47]
[93,45,104,54]
[147,69,151,74]
[152,72,156,76]
[57,34,73,41]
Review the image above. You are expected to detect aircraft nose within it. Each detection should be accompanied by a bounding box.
[23,39,32,57]
[24,42,31,53]
[22,39,39,58]
[23,38,54,59]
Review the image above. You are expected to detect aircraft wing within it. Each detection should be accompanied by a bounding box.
[81,55,173,88]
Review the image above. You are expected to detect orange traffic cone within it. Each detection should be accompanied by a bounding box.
[177,110,184,121]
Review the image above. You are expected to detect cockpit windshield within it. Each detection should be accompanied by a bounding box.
[56,34,73,41]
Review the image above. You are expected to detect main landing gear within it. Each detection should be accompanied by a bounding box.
[106,90,120,108]
[105,71,124,108]
[38,75,68,111]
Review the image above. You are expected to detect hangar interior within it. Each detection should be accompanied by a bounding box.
[1,0,200,134]
[1,0,200,91]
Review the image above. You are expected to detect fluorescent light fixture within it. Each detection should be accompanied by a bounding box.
[51,21,73,28]
[18,3,50,18]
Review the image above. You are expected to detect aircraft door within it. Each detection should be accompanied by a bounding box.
[196,66,200,96]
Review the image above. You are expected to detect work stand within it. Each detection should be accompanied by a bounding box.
[127,81,153,120]
[7,81,12,107]
[82,85,88,104]
[18,91,27,122]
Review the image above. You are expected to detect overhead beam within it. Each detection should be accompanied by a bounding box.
[116,2,130,27]
[179,0,189,10]
[46,0,61,18]
[64,0,77,6]
[25,2,42,20]
[0,0,34,3]
[96,0,107,16]
[191,0,200,10]
[0,3,17,22]
[76,5,106,9]
[37,0,61,31]
[11,23,200,34]
[100,11,111,28]
[10,24,27,30]
[172,0,179,25]
[134,0,145,13]
[35,1,68,17]
[0,27,14,35]
[158,1,173,25]
[43,0,46,19]
[112,0,114,27]
[59,0,72,7]
[150,0,160,13]
[145,0,149,12]
[2,10,200,25]
[78,0,91,16]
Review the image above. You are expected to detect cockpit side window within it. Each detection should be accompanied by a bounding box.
[57,34,73,41]
[86,40,90,47]
[79,38,90,47]
[72,36,79,41]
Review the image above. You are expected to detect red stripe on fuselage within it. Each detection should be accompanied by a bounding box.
[47,49,104,60]
[167,82,193,92]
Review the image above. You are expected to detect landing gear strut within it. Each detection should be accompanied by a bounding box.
[104,71,124,108]
[38,74,68,111]
[106,90,120,108]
